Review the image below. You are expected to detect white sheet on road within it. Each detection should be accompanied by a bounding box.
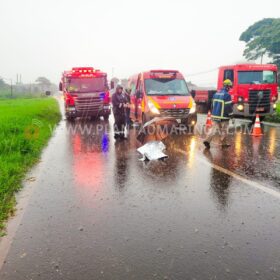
[137,141,168,161]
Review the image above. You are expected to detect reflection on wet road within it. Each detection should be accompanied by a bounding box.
[1,114,280,280]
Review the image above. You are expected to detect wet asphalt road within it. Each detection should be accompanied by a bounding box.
[1,105,280,279]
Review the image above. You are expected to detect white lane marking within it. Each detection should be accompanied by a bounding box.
[262,122,280,128]
[175,148,280,199]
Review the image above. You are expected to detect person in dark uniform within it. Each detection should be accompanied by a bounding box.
[112,85,127,140]
[204,79,234,149]
[124,87,131,128]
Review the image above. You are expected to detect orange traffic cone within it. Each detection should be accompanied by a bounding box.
[251,114,263,136]
[206,111,213,128]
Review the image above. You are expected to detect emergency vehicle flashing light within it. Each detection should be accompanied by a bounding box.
[150,70,178,79]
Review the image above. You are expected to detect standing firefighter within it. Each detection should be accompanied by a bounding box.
[204,79,234,149]
[112,85,127,140]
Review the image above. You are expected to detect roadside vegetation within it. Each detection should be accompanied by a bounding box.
[0,76,57,100]
[0,98,60,234]
[265,102,280,123]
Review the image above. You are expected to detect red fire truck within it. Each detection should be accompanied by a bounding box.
[59,67,111,121]
[193,64,278,120]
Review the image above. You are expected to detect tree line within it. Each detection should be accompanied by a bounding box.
[240,18,280,81]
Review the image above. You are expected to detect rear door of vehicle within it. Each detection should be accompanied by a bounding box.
[129,78,137,121]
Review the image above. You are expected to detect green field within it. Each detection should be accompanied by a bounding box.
[0,98,60,233]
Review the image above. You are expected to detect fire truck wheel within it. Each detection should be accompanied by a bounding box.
[142,113,149,124]
[66,115,75,122]
[103,115,110,121]
[189,125,195,134]
[90,116,98,121]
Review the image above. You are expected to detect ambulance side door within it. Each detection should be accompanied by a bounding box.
[129,79,137,121]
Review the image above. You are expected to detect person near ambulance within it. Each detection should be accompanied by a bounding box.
[203,79,234,149]
[112,85,128,140]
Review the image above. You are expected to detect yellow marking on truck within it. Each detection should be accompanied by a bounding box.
[188,98,193,109]
[147,97,160,109]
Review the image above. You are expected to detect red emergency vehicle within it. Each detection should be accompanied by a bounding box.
[59,67,111,120]
[127,70,197,128]
[193,64,278,120]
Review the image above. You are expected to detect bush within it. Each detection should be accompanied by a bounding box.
[265,102,280,123]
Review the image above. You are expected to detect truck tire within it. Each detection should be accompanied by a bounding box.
[183,122,195,134]
[90,115,98,121]
[142,113,147,124]
[66,115,75,122]
[189,125,195,134]
[197,104,207,114]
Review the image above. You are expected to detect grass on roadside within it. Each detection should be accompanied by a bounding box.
[265,102,280,123]
[0,98,60,233]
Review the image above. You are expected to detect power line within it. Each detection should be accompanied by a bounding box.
[185,67,218,77]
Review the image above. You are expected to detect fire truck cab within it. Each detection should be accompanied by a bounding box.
[218,64,278,118]
[59,67,111,120]
[127,70,197,128]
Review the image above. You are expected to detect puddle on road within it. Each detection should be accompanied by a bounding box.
[65,118,280,193]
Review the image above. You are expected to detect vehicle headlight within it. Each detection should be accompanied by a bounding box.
[148,100,160,114]
[273,103,277,109]
[237,104,244,111]
[189,102,196,114]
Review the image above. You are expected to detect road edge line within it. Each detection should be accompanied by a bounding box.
[175,148,280,199]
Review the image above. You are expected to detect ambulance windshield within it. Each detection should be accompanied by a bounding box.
[145,78,190,96]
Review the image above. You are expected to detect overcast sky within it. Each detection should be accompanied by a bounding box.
[0,0,279,86]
